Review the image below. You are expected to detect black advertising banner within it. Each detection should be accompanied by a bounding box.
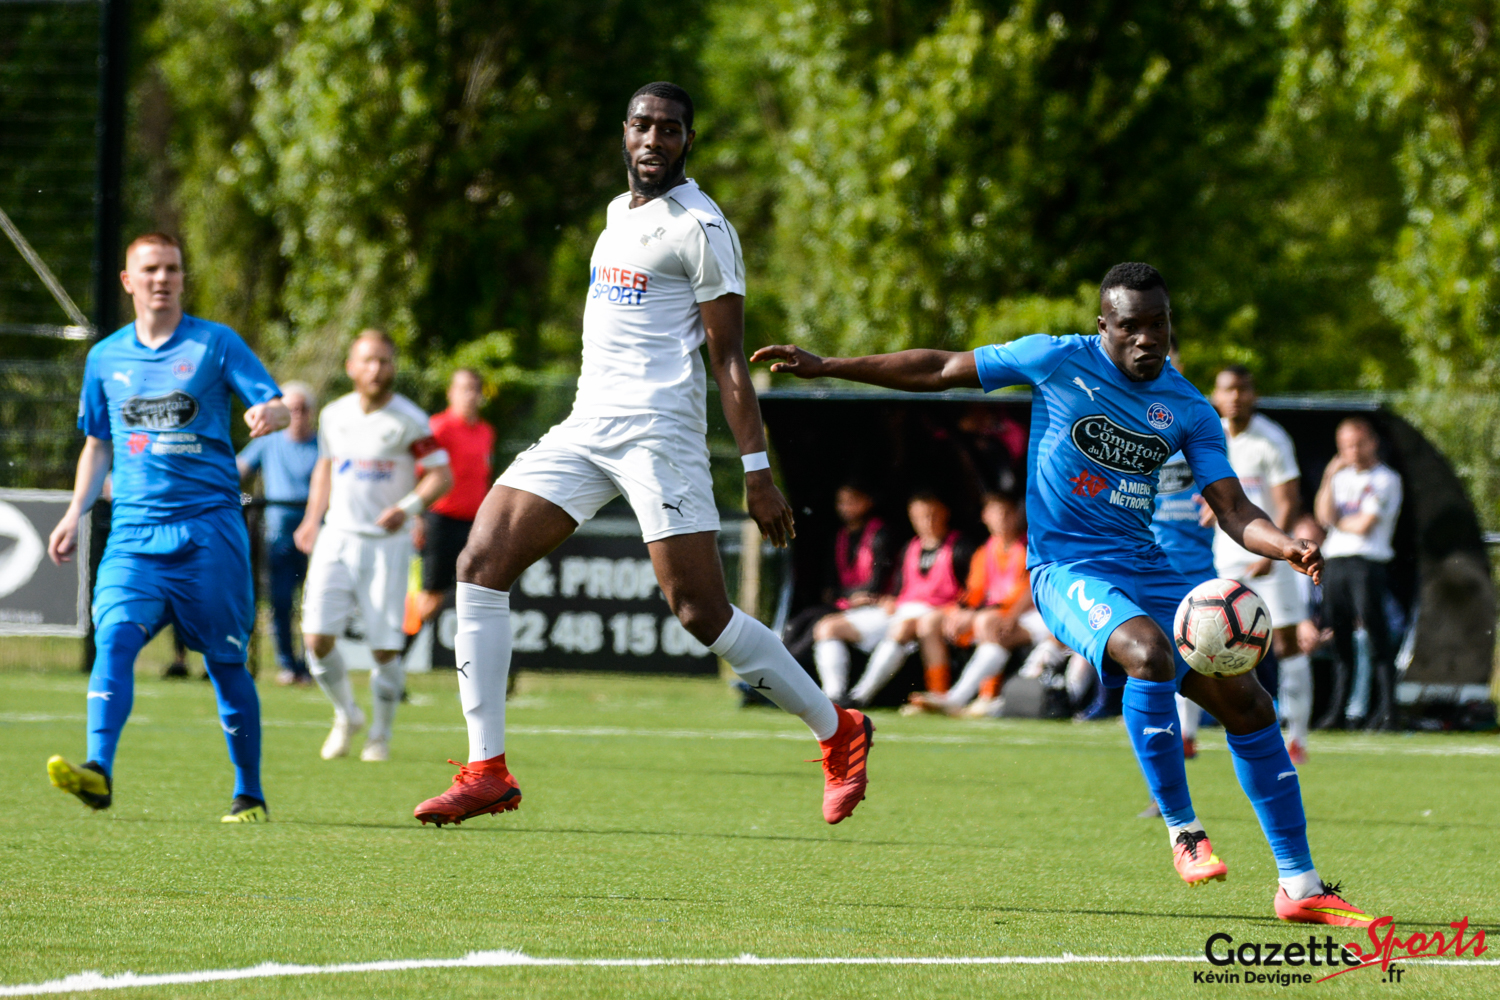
[0,489,89,636]
[428,520,717,675]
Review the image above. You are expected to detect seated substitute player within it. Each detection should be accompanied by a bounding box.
[908,492,1063,716]
[752,262,1375,927]
[411,82,874,829]
[815,493,970,705]
[294,331,453,763]
[1209,365,1313,764]
[795,482,894,685]
[45,232,289,823]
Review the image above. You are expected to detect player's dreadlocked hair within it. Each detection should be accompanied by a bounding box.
[1099,262,1168,301]
[627,82,694,129]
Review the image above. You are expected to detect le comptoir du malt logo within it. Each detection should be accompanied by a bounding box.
[1195,917,1486,987]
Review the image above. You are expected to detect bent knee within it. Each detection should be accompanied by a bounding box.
[306,634,336,658]
[1113,629,1176,682]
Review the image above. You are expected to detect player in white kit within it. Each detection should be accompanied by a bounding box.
[1207,365,1314,763]
[412,82,874,828]
[295,331,453,762]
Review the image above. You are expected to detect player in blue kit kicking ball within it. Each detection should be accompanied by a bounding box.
[46,232,289,823]
[752,263,1375,927]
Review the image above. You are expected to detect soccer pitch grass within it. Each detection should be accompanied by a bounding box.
[2,652,1498,999]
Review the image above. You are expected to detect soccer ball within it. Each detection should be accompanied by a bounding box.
[1173,578,1271,677]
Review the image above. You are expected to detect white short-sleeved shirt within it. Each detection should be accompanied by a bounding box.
[569,178,746,433]
[1214,412,1301,572]
[318,392,448,536]
[1322,463,1403,562]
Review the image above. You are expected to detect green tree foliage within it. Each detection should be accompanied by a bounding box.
[701,0,1414,390]
[147,0,703,396]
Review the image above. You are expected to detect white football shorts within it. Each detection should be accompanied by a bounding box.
[838,600,941,652]
[498,413,720,543]
[302,527,412,651]
[1222,558,1309,628]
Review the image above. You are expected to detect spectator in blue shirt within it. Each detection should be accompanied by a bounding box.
[239,381,320,686]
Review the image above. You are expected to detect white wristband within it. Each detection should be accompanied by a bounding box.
[741,451,770,473]
[396,492,425,517]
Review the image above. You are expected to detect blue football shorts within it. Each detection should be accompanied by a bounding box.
[1030,551,1196,690]
[92,505,254,662]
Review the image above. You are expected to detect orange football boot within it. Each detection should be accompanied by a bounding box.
[817,707,874,824]
[1275,881,1375,927]
[413,755,521,827]
[1182,736,1198,760]
[1173,829,1228,887]
[1286,739,1308,765]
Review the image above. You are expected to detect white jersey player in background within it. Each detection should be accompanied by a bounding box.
[1206,365,1314,764]
[295,331,452,762]
[412,82,875,828]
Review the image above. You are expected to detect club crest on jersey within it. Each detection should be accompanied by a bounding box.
[1088,603,1113,630]
[1069,415,1171,476]
[172,359,197,380]
[121,390,199,431]
[1146,402,1174,430]
[639,226,666,246]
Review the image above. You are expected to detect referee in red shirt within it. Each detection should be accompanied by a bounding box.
[413,369,495,624]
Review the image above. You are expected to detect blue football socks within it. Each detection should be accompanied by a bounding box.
[205,659,264,802]
[1226,722,1314,876]
[86,623,150,774]
[1123,676,1195,826]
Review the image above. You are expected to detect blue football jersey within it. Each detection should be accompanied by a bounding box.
[974,334,1235,568]
[78,315,281,527]
[1151,451,1218,581]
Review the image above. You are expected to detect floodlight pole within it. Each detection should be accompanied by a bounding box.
[92,0,129,339]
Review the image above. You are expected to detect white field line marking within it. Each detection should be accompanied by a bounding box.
[4,951,1498,995]
[5,712,1500,757]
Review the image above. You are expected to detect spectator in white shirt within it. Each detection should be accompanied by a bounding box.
[1312,417,1404,731]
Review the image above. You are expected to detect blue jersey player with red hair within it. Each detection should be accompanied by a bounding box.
[753,262,1376,928]
[46,233,289,823]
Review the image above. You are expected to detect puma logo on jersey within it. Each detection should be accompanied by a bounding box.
[661,501,683,515]
[1067,580,1095,611]
[704,220,725,232]
[1142,722,1176,737]
[1072,376,1100,401]
[112,371,132,387]
[225,635,244,650]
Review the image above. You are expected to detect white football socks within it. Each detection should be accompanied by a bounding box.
[813,639,850,699]
[1176,694,1202,740]
[944,642,1009,707]
[1280,869,1325,900]
[849,638,916,705]
[711,607,839,740]
[307,645,358,721]
[368,653,406,743]
[454,582,512,762]
[1280,654,1313,745]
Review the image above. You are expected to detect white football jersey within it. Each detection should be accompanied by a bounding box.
[570,179,745,432]
[318,392,448,536]
[1214,412,1300,571]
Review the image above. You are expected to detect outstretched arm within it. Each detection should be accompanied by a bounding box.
[1201,476,1323,584]
[748,345,981,393]
[703,294,796,547]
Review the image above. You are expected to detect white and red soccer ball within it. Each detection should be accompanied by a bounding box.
[1173,578,1271,677]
